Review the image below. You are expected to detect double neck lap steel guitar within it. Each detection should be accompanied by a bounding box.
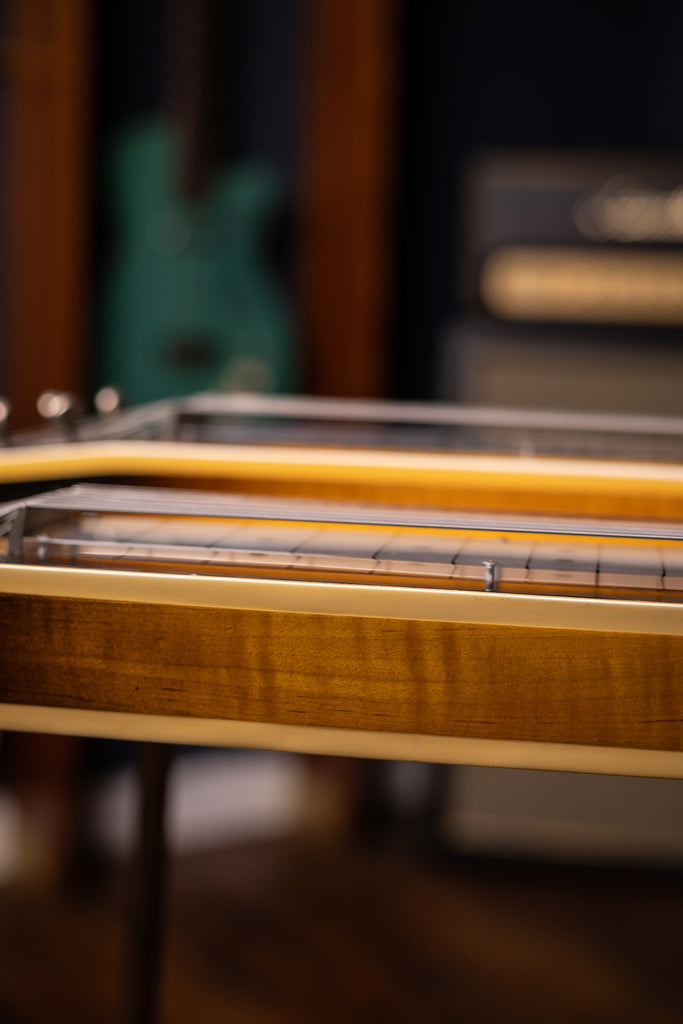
[2,392,683,776]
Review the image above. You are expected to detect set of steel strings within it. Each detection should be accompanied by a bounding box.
[9,391,683,463]
[3,484,683,601]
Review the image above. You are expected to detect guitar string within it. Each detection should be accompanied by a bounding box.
[12,509,682,597]
[12,482,683,541]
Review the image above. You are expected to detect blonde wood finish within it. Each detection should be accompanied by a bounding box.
[3,563,683,635]
[3,704,683,779]
[3,430,683,775]
[1,587,682,762]
[4,441,683,518]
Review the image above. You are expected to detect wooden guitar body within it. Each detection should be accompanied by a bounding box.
[2,564,683,778]
[2,394,683,776]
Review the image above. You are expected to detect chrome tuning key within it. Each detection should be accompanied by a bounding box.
[36,390,82,439]
[0,397,10,445]
[94,385,123,417]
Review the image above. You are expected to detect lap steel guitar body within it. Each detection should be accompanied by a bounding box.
[2,392,683,777]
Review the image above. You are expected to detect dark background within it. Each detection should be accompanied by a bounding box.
[89,0,683,402]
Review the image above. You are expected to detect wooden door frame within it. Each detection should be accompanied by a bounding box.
[298,0,396,399]
[4,0,90,427]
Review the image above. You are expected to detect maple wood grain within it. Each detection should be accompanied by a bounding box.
[2,593,682,755]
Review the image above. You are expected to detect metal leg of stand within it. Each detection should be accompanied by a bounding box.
[123,742,173,1024]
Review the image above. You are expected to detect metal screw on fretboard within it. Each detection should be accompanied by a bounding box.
[483,559,499,593]
[0,397,10,445]
[36,390,82,439]
[94,385,123,417]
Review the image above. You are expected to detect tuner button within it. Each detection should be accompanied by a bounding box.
[0,397,10,443]
[36,390,82,437]
[94,385,123,416]
[37,390,79,420]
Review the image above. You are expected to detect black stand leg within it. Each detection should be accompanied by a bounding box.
[123,742,173,1024]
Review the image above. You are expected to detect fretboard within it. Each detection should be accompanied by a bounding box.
[3,484,682,602]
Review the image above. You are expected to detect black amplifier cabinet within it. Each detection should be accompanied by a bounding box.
[442,151,683,415]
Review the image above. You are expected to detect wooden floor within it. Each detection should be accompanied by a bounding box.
[0,834,682,1024]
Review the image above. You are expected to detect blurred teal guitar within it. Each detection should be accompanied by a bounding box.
[101,120,296,406]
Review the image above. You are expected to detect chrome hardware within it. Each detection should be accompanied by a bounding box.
[0,397,10,445]
[483,559,498,592]
[36,390,82,438]
[94,385,123,417]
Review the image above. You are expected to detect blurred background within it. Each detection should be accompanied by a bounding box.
[6,0,683,421]
[2,1,683,1022]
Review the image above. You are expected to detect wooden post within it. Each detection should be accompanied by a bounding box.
[298,0,396,398]
[123,743,173,1024]
[5,0,90,427]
